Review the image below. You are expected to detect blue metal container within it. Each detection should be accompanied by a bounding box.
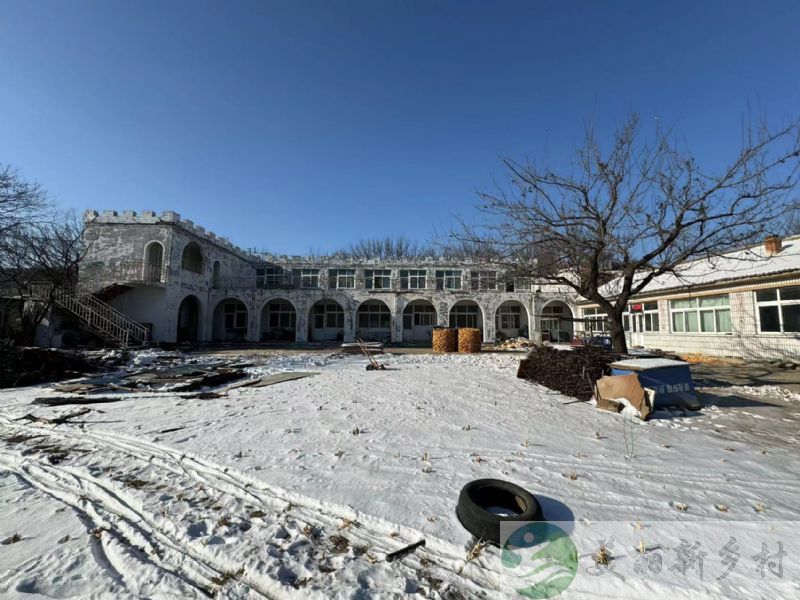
[610,358,696,408]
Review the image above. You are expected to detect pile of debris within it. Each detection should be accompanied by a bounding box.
[35,363,249,405]
[0,345,96,388]
[495,337,535,351]
[677,353,741,366]
[517,346,617,401]
[30,350,324,406]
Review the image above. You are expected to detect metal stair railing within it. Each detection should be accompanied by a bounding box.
[30,284,149,348]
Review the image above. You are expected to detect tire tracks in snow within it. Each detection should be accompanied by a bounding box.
[0,452,284,599]
[0,415,504,598]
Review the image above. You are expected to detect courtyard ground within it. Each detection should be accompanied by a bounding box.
[0,349,798,599]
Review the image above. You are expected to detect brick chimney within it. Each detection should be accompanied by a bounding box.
[765,235,782,256]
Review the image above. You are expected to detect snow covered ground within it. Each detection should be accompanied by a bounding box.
[1,351,799,599]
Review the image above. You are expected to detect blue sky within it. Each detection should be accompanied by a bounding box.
[1,1,799,254]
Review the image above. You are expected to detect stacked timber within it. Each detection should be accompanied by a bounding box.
[516,346,617,401]
[457,328,482,353]
[432,327,457,353]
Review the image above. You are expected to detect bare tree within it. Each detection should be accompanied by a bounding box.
[340,236,432,261]
[454,114,800,352]
[0,166,48,238]
[0,167,85,344]
[779,197,800,236]
[0,214,85,344]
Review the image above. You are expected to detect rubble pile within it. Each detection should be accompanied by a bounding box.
[495,337,535,351]
[0,346,96,388]
[516,346,617,401]
[46,361,249,397]
[27,349,327,405]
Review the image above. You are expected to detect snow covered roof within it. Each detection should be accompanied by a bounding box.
[596,234,800,300]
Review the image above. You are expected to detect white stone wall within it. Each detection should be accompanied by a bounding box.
[80,210,578,345]
[205,287,574,344]
[82,210,259,344]
[83,210,800,358]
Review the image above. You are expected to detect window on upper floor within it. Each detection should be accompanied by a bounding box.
[181,242,203,274]
[470,271,497,291]
[293,268,319,289]
[756,286,800,333]
[365,269,392,290]
[329,269,355,289]
[436,270,462,290]
[260,267,285,288]
[144,241,165,282]
[399,269,427,290]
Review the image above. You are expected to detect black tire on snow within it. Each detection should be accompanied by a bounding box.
[455,478,543,546]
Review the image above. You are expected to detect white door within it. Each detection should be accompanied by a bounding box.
[631,313,645,347]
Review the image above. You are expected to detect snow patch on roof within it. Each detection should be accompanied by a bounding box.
[599,234,800,298]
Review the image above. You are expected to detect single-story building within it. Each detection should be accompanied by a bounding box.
[576,235,800,360]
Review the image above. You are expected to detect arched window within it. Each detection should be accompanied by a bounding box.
[181,242,203,274]
[449,301,482,329]
[357,301,391,329]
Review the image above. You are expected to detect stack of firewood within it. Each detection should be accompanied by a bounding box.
[432,327,457,353]
[457,328,482,353]
[516,346,617,400]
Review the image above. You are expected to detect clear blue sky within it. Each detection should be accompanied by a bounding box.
[2,1,799,254]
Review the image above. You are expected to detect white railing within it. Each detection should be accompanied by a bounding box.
[31,285,148,348]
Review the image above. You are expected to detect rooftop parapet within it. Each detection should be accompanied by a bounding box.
[84,209,253,260]
[253,252,486,267]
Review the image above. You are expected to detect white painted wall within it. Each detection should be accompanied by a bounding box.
[581,289,800,361]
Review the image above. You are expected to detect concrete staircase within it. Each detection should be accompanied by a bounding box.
[31,285,149,348]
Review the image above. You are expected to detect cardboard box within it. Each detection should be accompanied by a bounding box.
[594,373,652,420]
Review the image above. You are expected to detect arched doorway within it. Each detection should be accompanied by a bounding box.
[449,300,483,331]
[181,242,204,274]
[540,301,574,343]
[144,241,164,282]
[402,299,437,343]
[212,298,248,342]
[176,295,200,343]
[495,300,529,340]
[309,299,344,341]
[261,299,297,341]
[356,300,392,342]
